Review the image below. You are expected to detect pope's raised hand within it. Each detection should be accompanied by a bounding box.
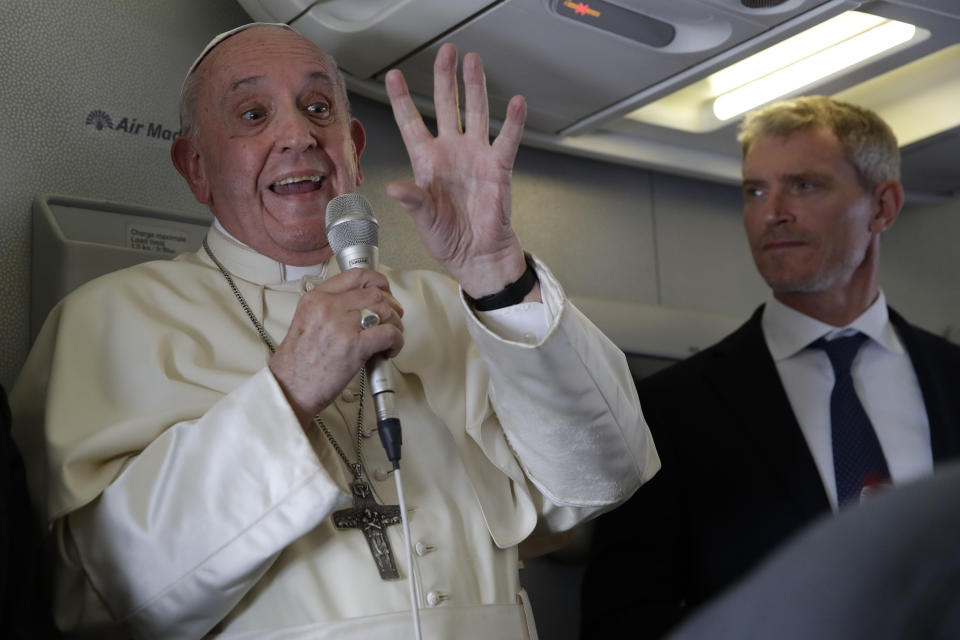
[385,43,535,301]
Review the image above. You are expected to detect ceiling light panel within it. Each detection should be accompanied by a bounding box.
[626,11,927,132]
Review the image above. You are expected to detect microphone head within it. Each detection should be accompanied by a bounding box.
[325,193,380,271]
[325,193,379,254]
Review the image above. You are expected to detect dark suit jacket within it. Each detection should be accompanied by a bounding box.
[580,305,960,640]
[1,384,59,638]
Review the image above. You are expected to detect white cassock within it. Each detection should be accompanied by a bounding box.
[12,224,658,640]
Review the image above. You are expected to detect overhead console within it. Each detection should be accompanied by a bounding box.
[236,0,853,134]
[235,0,960,198]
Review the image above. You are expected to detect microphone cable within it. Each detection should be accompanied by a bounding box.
[394,467,422,640]
[370,364,422,640]
[369,362,421,640]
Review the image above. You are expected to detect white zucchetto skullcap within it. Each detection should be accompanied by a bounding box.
[181,22,292,96]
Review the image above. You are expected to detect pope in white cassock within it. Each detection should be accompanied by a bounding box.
[11,23,659,640]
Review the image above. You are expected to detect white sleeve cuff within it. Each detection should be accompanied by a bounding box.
[475,302,549,344]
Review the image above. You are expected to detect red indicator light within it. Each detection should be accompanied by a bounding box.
[563,1,600,18]
[555,0,676,47]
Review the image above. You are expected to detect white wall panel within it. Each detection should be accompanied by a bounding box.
[509,153,659,303]
[652,172,766,319]
[882,198,960,336]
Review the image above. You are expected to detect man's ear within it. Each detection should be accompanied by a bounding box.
[869,178,904,234]
[171,135,212,204]
[350,118,367,187]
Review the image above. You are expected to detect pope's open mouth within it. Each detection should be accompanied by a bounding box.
[271,175,322,195]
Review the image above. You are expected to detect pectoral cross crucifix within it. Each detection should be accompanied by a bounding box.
[333,481,403,580]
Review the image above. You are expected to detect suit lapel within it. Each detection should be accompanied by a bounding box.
[704,307,830,518]
[890,308,960,462]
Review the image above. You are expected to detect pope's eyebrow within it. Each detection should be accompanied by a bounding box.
[229,75,263,93]
[305,70,337,90]
[226,70,337,94]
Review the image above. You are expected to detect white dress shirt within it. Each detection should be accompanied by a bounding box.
[762,292,932,510]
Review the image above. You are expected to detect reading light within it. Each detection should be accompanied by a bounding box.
[623,11,925,133]
[712,14,916,120]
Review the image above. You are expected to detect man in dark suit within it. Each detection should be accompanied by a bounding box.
[580,95,960,639]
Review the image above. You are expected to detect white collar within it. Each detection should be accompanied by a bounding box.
[212,219,329,284]
[762,291,904,361]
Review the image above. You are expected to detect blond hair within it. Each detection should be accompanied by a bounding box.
[738,96,899,189]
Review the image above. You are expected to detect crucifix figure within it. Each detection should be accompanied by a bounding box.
[333,481,403,580]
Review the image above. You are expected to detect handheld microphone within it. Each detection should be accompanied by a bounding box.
[325,193,402,469]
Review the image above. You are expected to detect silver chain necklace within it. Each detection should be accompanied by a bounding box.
[202,237,367,481]
[203,237,406,581]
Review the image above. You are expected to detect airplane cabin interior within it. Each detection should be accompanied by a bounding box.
[1,1,958,638]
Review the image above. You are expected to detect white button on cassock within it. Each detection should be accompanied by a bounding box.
[425,591,448,607]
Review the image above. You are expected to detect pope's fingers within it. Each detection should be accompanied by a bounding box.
[433,43,461,137]
[386,180,437,232]
[356,296,404,334]
[491,94,527,168]
[295,275,405,343]
[462,52,489,142]
[350,291,405,360]
[299,284,405,342]
[385,68,431,151]
[360,321,405,360]
[319,266,392,294]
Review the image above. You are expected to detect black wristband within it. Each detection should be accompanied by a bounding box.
[466,256,539,311]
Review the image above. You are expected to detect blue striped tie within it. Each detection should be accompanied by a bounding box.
[812,333,890,506]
